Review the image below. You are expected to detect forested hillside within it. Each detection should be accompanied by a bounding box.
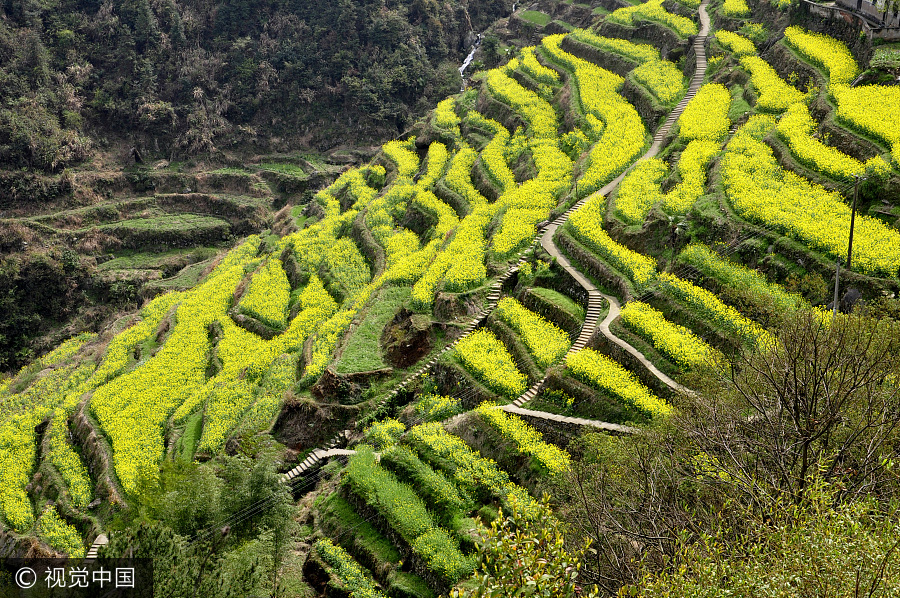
[0,0,510,170]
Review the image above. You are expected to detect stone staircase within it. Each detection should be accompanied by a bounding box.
[83,533,108,563]
[651,0,710,149]
[510,0,711,408]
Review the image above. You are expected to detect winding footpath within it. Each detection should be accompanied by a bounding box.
[286,1,711,481]
[85,9,714,559]
[512,0,710,406]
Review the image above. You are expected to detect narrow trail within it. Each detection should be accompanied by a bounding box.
[84,533,108,562]
[512,0,710,406]
[81,10,717,560]
[284,0,711,482]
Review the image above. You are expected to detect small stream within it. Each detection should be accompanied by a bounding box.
[459,36,482,79]
[458,2,519,88]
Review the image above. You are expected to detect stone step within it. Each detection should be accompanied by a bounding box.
[84,534,109,563]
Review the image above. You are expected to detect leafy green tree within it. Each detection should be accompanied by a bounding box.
[103,523,263,598]
[452,495,600,598]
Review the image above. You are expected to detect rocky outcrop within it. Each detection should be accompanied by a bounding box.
[382,310,433,369]
[272,397,364,451]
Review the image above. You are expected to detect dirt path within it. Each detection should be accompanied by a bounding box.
[285,0,713,478]
[513,0,710,404]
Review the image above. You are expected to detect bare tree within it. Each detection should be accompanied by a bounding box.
[552,309,900,593]
[682,310,900,505]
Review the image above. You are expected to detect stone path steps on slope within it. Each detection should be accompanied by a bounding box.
[651,19,709,150]
[280,0,711,486]
[513,0,710,406]
[500,404,638,435]
[282,430,354,482]
[83,533,108,563]
[282,447,357,483]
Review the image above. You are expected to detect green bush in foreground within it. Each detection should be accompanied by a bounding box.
[626,480,900,597]
[450,495,599,598]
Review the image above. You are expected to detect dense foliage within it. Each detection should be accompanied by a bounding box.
[0,0,513,166]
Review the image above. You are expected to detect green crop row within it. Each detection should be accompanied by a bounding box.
[345,448,474,585]
[363,418,406,451]
[679,243,806,314]
[405,423,542,519]
[659,273,773,347]
[380,445,471,518]
[414,394,462,422]
[315,538,387,598]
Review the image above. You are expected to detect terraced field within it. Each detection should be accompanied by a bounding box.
[2,0,900,594]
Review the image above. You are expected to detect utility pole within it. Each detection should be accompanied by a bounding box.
[836,174,865,319]
[846,174,865,271]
